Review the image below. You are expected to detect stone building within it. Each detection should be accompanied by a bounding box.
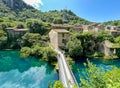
[105,25,120,37]
[49,29,70,49]
[6,27,29,41]
[98,41,119,56]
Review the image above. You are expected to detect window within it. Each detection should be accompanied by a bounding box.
[62,39,67,44]
[62,34,65,37]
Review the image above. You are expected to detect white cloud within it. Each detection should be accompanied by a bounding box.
[23,0,43,9]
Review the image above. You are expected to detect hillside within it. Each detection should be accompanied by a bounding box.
[0,0,91,26]
[104,20,120,26]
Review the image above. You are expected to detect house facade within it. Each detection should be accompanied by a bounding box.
[49,29,70,49]
[6,27,29,41]
[98,41,118,56]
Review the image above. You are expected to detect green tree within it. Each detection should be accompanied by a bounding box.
[53,18,63,24]
[97,30,113,42]
[80,60,120,88]
[19,33,41,47]
[53,81,64,88]
[67,38,83,58]
[16,22,24,29]
[42,47,57,63]
[104,68,120,88]
[0,30,7,49]
[20,47,31,57]
[26,20,49,35]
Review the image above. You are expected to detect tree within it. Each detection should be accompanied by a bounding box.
[42,47,57,63]
[67,38,83,58]
[80,60,120,88]
[53,81,64,88]
[73,32,96,56]
[104,68,120,88]
[80,60,106,88]
[97,30,113,42]
[20,47,31,57]
[16,23,24,29]
[0,30,7,49]
[26,20,49,35]
[19,33,41,47]
[53,18,63,24]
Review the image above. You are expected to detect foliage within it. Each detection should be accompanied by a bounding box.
[97,30,113,42]
[70,31,113,57]
[42,47,57,62]
[16,23,24,29]
[53,81,64,88]
[80,60,120,88]
[0,30,7,49]
[67,38,83,57]
[20,45,57,63]
[20,47,31,57]
[0,0,91,26]
[19,33,42,47]
[53,18,63,24]
[80,60,105,88]
[104,68,120,88]
[104,20,120,26]
[26,20,49,35]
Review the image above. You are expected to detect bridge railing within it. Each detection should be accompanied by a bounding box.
[60,50,79,87]
[56,49,79,88]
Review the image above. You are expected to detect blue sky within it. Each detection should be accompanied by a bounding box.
[23,0,120,22]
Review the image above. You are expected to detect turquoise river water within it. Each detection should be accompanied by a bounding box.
[0,50,120,88]
[0,50,58,88]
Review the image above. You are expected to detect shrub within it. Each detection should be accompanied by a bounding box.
[20,47,31,57]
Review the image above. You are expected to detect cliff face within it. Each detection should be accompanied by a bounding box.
[3,0,33,11]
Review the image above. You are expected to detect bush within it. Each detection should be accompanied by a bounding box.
[20,47,31,57]
[53,81,64,88]
[42,47,57,62]
[67,38,83,58]
[16,23,24,29]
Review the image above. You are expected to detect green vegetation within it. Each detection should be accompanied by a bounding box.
[80,60,120,88]
[52,60,120,88]
[53,81,64,88]
[0,30,7,49]
[19,33,57,63]
[67,38,83,58]
[104,20,120,26]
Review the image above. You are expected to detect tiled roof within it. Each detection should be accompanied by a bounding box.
[52,29,69,33]
[6,27,29,31]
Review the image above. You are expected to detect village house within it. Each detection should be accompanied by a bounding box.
[82,23,105,33]
[51,24,83,33]
[98,40,120,56]
[49,29,70,49]
[6,27,29,41]
[105,25,120,37]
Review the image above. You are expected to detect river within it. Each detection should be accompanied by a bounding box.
[0,50,58,88]
[0,50,120,88]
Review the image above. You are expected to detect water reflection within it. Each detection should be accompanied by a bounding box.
[0,50,58,88]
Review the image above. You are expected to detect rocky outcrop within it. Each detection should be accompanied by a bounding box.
[3,0,33,11]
